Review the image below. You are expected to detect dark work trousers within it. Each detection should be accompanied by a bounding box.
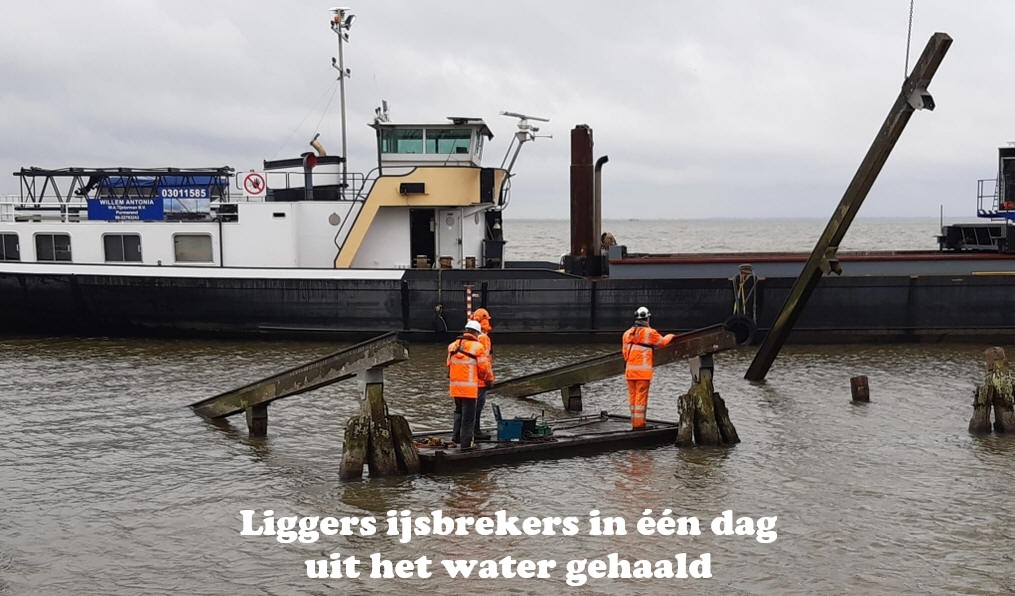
[474,387,488,433]
[453,397,478,448]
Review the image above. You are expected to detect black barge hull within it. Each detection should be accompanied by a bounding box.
[1,259,1015,342]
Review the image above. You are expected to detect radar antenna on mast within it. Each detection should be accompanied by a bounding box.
[500,111,550,173]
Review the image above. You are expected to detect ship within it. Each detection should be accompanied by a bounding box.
[0,15,1013,344]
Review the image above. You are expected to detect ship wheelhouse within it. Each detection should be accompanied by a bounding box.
[330,117,508,270]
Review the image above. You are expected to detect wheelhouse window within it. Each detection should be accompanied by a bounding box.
[426,129,472,154]
[0,233,20,261]
[173,234,213,263]
[104,234,142,262]
[380,128,474,155]
[380,128,423,154]
[35,233,71,262]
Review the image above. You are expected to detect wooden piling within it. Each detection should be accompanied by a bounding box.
[339,416,370,480]
[245,404,268,436]
[676,356,739,447]
[561,384,583,412]
[971,347,1015,434]
[389,415,421,474]
[713,392,740,444]
[850,375,870,402]
[363,381,400,477]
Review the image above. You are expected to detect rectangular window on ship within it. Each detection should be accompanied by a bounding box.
[427,128,472,154]
[0,233,20,261]
[104,234,142,262]
[35,233,71,262]
[173,233,213,263]
[380,128,423,154]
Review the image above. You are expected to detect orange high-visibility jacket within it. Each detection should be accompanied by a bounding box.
[476,332,493,388]
[622,325,673,380]
[447,335,494,398]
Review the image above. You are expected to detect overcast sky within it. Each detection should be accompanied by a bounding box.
[0,1,1009,220]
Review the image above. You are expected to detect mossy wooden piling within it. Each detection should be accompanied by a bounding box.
[970,347,1015,434]
[676,355,739,447]
[340,369,420,480]
[339,416,370,480]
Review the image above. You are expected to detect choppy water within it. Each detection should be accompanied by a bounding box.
[4,219,1015,595]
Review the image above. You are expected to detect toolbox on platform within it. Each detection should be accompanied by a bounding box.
[492,405,537,441]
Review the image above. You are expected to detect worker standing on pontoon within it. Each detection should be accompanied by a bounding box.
[622,307,675,429]
[448,319,494,449]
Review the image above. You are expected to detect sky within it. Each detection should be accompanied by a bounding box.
[0,1,1010,221]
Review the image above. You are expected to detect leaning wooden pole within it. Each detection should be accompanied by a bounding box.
[745,32,952,381]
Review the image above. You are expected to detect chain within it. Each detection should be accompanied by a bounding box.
[904,0,915,77]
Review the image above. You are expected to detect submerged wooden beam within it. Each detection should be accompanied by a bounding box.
[189,331,408,419]
[491,324,741,400]
[745,32,952,382]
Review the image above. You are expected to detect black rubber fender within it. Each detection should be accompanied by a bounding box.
[723,315,756,345]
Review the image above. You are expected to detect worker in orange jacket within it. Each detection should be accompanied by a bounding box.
[622,306,675,429]
[448,319,494,449]
[470,308,494,440]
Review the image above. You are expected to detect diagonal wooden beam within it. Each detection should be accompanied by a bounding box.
[491,324,741,400]
[190,332,408,419]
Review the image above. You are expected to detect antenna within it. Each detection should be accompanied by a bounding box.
[330,7,355,198]
[374,99,390,123]
[499,111,550,173]
[500,111,550,133]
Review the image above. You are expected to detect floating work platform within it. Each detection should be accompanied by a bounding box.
[413,411,679,473]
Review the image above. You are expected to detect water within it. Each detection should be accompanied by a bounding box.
[4,219,1015,595]
[505,217,948,261]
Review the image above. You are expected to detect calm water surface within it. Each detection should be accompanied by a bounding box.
[505,217,949,260]
[3,336,1014,595]
[4,219,1014,595]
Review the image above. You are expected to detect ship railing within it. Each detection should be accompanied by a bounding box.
[0,196,90,223]
[0,199,14,223]
[259,170,369,200]
[977,178,1001,215]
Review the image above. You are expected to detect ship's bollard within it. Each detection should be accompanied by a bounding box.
[850,375,870,402]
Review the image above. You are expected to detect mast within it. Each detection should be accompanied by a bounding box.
[330,7,355,199]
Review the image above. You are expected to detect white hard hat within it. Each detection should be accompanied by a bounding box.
[635,306,651,320]
[464,319,483,334]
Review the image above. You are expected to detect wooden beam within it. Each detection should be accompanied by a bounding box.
[491,324,741,400]
[190,332,408,419]
[745,32,952,382]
